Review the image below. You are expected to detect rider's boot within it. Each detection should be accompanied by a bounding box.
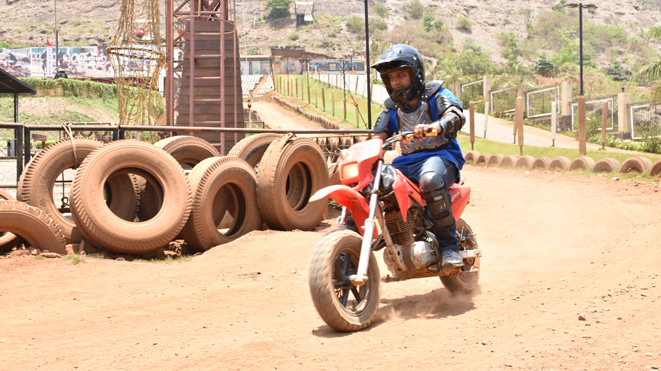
[419,172,463,269]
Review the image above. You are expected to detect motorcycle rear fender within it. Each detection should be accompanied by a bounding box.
[448,185,470,221]
[310,185,375,236]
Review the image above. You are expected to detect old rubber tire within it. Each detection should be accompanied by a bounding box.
[474,153,490,166]
[154,135,220,169]
[650,159,661,177]
[17,138,139,243]
[0,190,21,252]
[228,133,281,168]
[135,175,163,222]
[440,219,480,294]
[568,156,595,172]
[593,158,621,173]
[531,157,551,170]
[0,200,66,254]
[515,155,535,169]
[309,229,381,332]
[549,156,571,171]
[619,156,653,174]
[499,155,517,168]
[180,157,263,252]
[70,140,193,255]
[487,153,504,167]
[463,151,480,165]
[257,137,329,231]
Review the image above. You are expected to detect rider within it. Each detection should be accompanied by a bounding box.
[371,44,466,270]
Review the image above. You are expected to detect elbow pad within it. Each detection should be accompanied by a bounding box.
[440,107,465,135]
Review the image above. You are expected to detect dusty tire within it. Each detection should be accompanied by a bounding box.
[531,157,551,170]
[309,229,381,332]
[474,153,490,166]
[650,159,661,177]
[619,156,653,174]
[154,136,220,169]
[487,153,504,167]
[228,133,281,168]
[592,158,621,173]
[568,156,596,172]
[257,137,329,231]
[440,219,480,294]
[135,175,163,222]
[549,156,571,171]
[515,155,535,169]
[463,150,480,164]
[17,139,138,243]
[180,157,263,252]
[0,190,21,252]
[70,140,193,255]
[499,155,517,168]
[0,200,66,254]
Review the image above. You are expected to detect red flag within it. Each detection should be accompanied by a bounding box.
[46,39,51,47]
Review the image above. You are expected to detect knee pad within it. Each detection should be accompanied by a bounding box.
[424,188,455,231]
[419,172,445,194]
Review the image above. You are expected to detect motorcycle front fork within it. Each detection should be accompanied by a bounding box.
[345,160,394,286]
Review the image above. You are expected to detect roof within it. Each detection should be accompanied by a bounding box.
[0,68,37,95]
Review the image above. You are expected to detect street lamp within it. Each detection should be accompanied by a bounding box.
[621,80,626,93]
[563,3,598,96]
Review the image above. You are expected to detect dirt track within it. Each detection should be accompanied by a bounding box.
[1,165,661,371]
[2,98,661,370]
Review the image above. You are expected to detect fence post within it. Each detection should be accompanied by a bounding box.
[469,101,475,150]
[483,102,489,139]
[551,101,557,147]
[322,88,326,112]
[15,126,23,182]
[483,75,491,103]
[307,84,311,103]
[601,101,608,149]
[295,78,299,97]
[287,79,290,96]
[618,92,631,138]
[344,99,347,121]
[513,97,519,144]
[332,91,335,116]
[578,96,587,155]
[355,97,360,127]
[315,85,318,107]
[355,76,359,93]
[516,96,524,154]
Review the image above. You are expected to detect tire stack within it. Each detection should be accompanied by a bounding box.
[0,134,333,257]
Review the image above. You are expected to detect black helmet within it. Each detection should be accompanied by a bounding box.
[371,44,425,107]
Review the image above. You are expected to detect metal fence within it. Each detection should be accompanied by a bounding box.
[629,103,661,140]
[0,123,373,190]
[526,87,560,119]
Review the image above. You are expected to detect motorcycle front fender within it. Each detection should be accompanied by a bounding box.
[310,185,372,236]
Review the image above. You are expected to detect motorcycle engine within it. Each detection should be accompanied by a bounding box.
[410,241,436,270]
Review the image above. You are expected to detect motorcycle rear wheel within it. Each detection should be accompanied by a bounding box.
[309,229,381,332]
[440,218,480,294]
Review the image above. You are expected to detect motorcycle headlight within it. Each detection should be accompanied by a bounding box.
[340,163,359,180]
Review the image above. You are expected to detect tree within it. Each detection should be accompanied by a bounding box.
[604,61,627,81]
[534,54,556,77]
[423,10,435,32]
[264,0,291,20]
[634,25,661,103]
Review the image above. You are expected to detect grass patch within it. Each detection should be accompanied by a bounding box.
[63,254,85,265]
[273,74,381,129]
[456,134,661,165]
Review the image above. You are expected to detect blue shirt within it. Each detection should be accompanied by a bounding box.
[383,88,466,171]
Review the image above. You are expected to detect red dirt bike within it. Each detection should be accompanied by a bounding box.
[308,131,481,332]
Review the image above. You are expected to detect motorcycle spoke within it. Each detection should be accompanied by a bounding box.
[340,289,350,307]
[351,287,362,303]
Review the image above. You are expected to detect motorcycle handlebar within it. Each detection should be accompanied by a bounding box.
[382,127,438,149]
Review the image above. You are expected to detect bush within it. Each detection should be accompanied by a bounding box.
[373,3,390,18]
[288,31,299,41]
[347,15,363,34]
[423,10,435,32]
[433,20,445,32]
[264,0,291,19]
[456,17,472,32]
[371,18,388,33]
[534,54,556,77]
[405,0,424,20]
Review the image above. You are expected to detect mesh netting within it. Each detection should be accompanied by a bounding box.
[107,0,165,126]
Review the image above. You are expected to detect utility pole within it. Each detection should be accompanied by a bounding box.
[54,0,59,71]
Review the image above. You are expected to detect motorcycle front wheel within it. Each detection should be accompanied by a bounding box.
[69,65,77,74]
[308,229,380,332]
